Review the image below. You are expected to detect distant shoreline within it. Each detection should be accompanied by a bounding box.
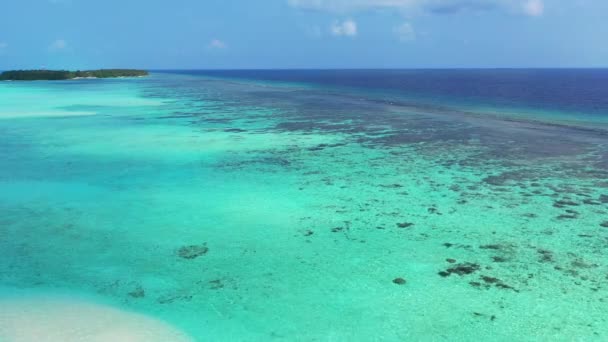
[0,69,149,81]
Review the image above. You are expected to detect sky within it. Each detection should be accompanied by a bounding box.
[0,0,607,69]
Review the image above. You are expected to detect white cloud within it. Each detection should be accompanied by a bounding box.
[394,22,415,41]
[49,39,67,51]
[288,0,544,16]
[208,39,227,49]
[331,19,357,37]
[289,0,416,12]
[522,0,544,16]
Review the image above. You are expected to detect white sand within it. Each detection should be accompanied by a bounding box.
[0,295,193,342]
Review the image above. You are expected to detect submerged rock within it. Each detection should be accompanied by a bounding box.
[396,222,414,228]
[128,285,145,299]
[177,244,209,260]
[393,277,407,285]
[600,221,608,228]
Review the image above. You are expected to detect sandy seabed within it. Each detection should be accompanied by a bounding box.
[0,294,192,342]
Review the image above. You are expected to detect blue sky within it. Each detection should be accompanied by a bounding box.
[0,0,606,69]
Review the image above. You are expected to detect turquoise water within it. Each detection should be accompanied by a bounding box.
[1,73,608,341]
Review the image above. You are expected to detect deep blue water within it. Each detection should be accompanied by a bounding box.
[161,69,608,121]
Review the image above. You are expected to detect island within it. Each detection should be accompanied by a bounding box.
[0,69,149,81]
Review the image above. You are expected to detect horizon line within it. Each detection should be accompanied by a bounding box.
[3,67,608,72]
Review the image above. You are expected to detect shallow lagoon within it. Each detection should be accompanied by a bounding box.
[1,72,608,340]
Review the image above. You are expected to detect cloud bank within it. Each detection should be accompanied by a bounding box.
[288,0,544,16]
[522,0,544,16]
[331,20,358,37]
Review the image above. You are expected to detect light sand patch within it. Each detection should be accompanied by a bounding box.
[0,110,97,119]
[0,295,192,342]
[0,81,166,120]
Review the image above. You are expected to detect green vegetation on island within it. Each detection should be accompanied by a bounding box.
[0,69,149,81]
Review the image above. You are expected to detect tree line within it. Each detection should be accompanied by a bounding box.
[0,69,149,81]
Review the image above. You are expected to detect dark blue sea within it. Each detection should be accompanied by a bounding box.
[163,69,608,124]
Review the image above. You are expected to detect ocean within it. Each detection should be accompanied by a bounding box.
[1,70,607,341]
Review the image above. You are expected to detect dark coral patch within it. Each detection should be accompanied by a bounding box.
[128,285,145,298]
[209,279,224,290]
[470,275,519,292]
[492,256,507,263]
[481,276,500,284]
[439,262,480,277]
[380,183,404,188]
[583,199,601,205]
[479,244,502,250]
[177,244,209,259]
[537,248,554,263]
[553,200,580,208]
